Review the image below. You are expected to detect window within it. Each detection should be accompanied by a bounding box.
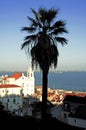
[13,98,16,103]
[6,90,8,93]
[7,99,9,102]
[64,113,66,118]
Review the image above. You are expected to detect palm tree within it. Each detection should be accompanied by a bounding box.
[21,7,68,119]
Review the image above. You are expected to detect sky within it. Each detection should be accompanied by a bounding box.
[0,0,86,72]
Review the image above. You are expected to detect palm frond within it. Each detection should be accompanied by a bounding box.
[31,8,39,21]
[21,27,36,33]
[21,40,31,50]
[54,20,66,28]
[38,8,47,23]
[21,27,29,31]
[52,27,68,35]
[24,34,37,41]
[46,8,59,24]
[50,44,59,68]
[55,37,68,45]
[27,16,39,27]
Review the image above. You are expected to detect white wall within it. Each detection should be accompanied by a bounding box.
[68,117,86,129]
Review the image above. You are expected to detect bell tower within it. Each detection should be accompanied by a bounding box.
[25,66,35,95]
[27,66,34,79]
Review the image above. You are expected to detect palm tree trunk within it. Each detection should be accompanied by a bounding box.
[42,69,48,119]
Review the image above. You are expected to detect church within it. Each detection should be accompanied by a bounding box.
[0,67,35,113]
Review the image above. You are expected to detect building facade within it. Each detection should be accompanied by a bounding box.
[1,67,35,96]
[0,67,35,113]
[0,84,23,112]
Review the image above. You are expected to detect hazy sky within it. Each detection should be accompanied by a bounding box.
[0,0,86,71]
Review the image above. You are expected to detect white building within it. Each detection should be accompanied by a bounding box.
[2,66,35,96]
[0,84,23,112]
[0,67,35,114]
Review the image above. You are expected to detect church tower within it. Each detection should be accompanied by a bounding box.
[27,66,34,79]
[26,66,35,95]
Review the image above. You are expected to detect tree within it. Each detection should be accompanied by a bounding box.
[21,7,68,119]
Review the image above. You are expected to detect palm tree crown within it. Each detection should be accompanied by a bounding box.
[21,7,68,72]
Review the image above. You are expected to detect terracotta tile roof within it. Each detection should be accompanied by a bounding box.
[9,73,22,79]
[0,84,20,88]
[3,73,22,80]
